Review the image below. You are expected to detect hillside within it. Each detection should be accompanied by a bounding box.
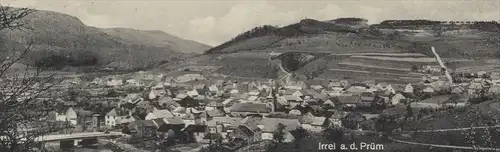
[0,8,210,71]
[101,28,211,54]
[162,18,500,83]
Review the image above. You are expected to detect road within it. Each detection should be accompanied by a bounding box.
[389,137,500,151]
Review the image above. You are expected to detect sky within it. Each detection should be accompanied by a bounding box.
[2,0,500,46]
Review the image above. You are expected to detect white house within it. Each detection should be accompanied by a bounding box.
[468,83,483,95]
[404,83,414,93]
[55,107,78,125]
[105,108,128,127]
[125,79,144,87]
[310,85,324,91]
[391,94,406,105]
[288,109,302,115]
[122,93,144,104]
[145,108,174,120]
[283,89,303,97]
[384,85,396,95]
[423,87,435,93]
[301,114,326,132]
[186,89,199,97]
[91,78,104,86]
[208,85,219,94]
[106,78,123,87]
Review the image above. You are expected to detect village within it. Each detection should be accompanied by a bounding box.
[40,61,500,151]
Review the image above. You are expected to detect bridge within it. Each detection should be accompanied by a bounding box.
[34,132,123,142]
[34,132,124,149]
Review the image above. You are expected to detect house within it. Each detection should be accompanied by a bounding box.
[310,85,324,92]
[423,86,435,93]
[149,83,167,100]
[208,85,219,95]
[128,120,157,138]
[206,117,242,137]
[177,96,201,107]
[157,96,179,110]
[283,89,303,97]
[247,96,259,102]
[283,95,303,108]
[105,108,129,128]
[229,103,271,115]
[248,90,260,96]
[390,93,406,105]
[488,85,500,95]
[106,78,123,87]
[186,89,199,97]
[336,95,360,108]
[346,84,368,93]
[145,108,174,120]
[183,124,209,143]
[468,83,483,94]
[325,112,343,128]
[257,117,300,142]
[322,99,336,109]
[125,79,144,87]
[136,100,151,110]
[403,83,414,93]
[478,71,487,77]
[91,78,104,86]
[384,85,396,95]
[328,81,343,90]
[342,112,366,130]
[206,109,226,118]
[300,113,326,132]
[288,109,302,115]
[302,89,329,102]
[117,116,137,126]
[234,121,262,144]
[158,117,186,132]
[54,107,78,125]
[122,93,144,105]
[358,92,375,108]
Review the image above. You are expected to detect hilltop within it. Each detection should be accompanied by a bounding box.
[161,18,500,84]
[0,8,211,71]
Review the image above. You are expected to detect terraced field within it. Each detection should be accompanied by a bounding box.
[305,53,437,84]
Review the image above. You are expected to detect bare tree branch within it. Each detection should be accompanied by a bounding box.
[0,5,67,152]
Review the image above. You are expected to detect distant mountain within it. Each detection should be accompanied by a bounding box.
[162,18,500,84]
[0,8,210,71]
[101,28,211,54]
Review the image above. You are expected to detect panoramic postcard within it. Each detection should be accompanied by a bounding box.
[1,0,500,152]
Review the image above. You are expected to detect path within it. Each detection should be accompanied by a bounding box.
[389,137,500,151]
[399,125,500,133]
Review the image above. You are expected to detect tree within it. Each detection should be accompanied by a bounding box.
[406,104,414,119]
[411,65,419,72]
[375,115,397,140]
[0,6,66,152]
[322,126,344,143]
[266,123,287,152]
[121,125,131,134]
[293,127,309,141]
[106,89,119,97]
[273,123,287,143]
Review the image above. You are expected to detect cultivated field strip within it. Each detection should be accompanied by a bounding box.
[351,56,438,62]
[337,62,411,72]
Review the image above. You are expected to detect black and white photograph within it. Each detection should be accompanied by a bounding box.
[1,0,500,151]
